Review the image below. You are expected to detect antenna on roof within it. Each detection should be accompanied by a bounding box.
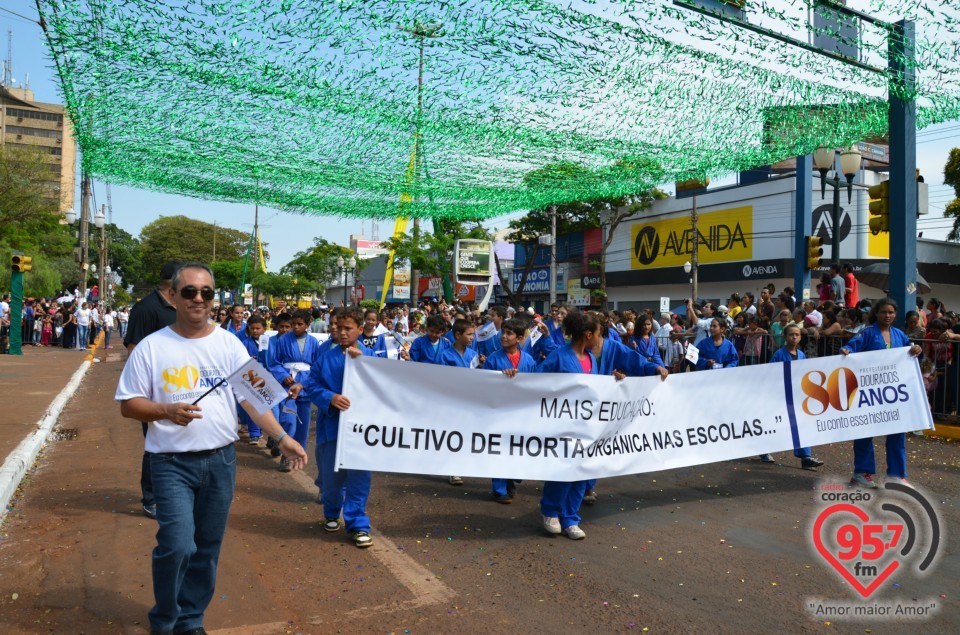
[4,29,12,87]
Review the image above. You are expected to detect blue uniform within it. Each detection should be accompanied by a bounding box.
[547,320,566,347]
[695,337,739,370]
[440,345,480,368]
[632,334,665,368]
[409,335,451,364]
[224,321,246,339]
[771,346,815,460]
[476,330,502,358]
[267,332,322,448]
[842,325,912,478]
[300,345,375,532]
[536,345,598,530]
[586,337,660,493]
[237,332,263,439]
[523,331,560,363]
[484,348,539,373]
[483,347,537,498]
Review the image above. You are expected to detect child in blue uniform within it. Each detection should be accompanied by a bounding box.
[402,314,451,364]
[292,306,375,548]
[484,318,538,502]
[536,310,602,540]
[476,306,507,358]
[840,298,923,488]
[359,308,389,357]
[767,324,825,470]
[238,316,267,444]
[582,312,669,504]
[695,319,739,370]
[265,314,292,458]
[440,319,485,368]
[268,309,322,471]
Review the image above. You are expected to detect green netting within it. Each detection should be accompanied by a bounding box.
[37,0,960,220]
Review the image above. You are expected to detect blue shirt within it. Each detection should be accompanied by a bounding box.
[696,338,739,370]
[841,325,911,353]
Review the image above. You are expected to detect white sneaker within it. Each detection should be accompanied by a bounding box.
[563,525,586,540]
[542,515,561,535]
[887,476,913,488]
[448,476,463,486]
[850,472,877,488]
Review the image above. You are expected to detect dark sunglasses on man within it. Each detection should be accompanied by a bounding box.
[179,286,216,301]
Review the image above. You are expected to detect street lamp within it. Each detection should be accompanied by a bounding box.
[336,255,357,306]
[812,145,862,263]
[683,260,696,303]
[94,206,107,305]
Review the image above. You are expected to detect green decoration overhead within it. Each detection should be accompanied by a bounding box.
[36,1,960,220]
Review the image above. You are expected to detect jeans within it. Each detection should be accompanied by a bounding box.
[141,422,154,507]
[853,434,907,478]
[120,321,128,338]
[148,444,236,633]
[76,324,89,349]
[104,326,112,348]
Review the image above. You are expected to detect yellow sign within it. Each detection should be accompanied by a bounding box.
[630,206,753,269]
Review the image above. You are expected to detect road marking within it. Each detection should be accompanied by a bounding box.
[285,462,455,615]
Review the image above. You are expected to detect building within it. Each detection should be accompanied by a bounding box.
[0,84,77,214]
[603,172,960,312]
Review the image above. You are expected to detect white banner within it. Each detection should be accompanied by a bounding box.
[226,358,288,414]
[337,349,932,480]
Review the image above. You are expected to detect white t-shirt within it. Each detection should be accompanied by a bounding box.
[118,310,129,323]
[693,316,713,345]
[75,308,91,326]
[102,312,115,329]
[115,326,249,453]
[0,300,8,322]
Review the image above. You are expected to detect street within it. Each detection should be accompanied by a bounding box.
[0,347,958,634]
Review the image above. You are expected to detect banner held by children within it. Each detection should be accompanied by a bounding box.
[337,349,932,480]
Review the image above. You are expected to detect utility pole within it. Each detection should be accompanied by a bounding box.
[78,173,91,299]
[98,204,107,305]
[691,194,699,302]
[549,205,557,306]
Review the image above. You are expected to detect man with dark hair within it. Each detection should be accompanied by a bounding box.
[124,260,181,519]
[829,263,847,308]
[117,261,307,634]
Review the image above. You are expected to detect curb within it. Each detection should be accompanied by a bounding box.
[928,422,960,441]
[0,332,105,520]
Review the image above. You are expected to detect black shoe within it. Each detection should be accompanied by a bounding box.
[801,457,824,470]
[174,628,208,635]
[759,454,775,464]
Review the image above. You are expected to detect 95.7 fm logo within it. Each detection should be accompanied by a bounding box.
[807,480,944,620]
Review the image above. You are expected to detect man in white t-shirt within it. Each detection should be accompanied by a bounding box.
[116,262,307,635]
[74,302,91,350]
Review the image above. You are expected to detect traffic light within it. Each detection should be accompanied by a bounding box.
[11,254,32,272]
[868,180,890,235]
[805,236,823,270]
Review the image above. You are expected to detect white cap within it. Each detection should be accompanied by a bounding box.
[526,307,535,315]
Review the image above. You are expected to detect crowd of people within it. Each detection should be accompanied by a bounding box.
[0,290,127,353]
[94,259,944,635]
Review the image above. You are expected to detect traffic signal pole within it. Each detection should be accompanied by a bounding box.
[794,154,813,299]
[888,20,917,327]
[8,270,24,356]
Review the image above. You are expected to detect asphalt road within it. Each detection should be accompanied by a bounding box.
[0,348,957,634]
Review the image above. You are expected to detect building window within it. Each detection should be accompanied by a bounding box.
[5,107,64,123]
[6,124,63,140]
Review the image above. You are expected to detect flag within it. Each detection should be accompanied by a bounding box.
[475,321,498,342]
[226,358,288,414]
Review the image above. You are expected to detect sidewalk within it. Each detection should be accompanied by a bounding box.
[0,344,96,466]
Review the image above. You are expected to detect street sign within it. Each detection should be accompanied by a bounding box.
[581,274,601,289]
[660,297,670,313]
[454,239,493,286]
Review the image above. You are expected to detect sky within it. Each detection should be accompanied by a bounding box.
[2,0,958,273]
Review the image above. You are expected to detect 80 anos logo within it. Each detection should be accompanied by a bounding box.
[800,367,910,416]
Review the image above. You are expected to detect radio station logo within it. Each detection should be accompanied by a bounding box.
[807,480,943,620]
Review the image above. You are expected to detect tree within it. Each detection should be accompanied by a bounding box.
[944,148,960,241]
[507,159,666,307]
[138,216,255,284]
[0,145,78,294]
[280,238,354,296]
[211,259,247,295]
[87,224,143,290]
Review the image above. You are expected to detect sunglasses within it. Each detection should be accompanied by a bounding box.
[179,286,216,301]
